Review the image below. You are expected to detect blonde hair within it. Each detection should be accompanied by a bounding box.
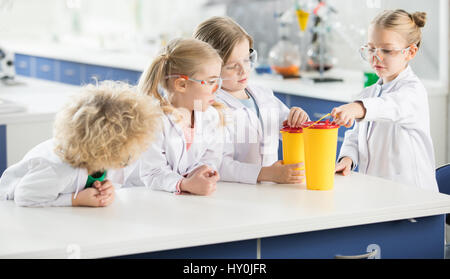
[372,9,427,48]
[54,81,161,174]
[194,16,254,64]
[138,38,225,125]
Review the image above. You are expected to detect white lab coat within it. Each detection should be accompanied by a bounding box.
[126,106,224,193]
[217,83,290,184]
[0,139,129,207]
[339,65,438,192]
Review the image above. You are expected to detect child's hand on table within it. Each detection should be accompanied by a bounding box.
[335,157,353,176]
[181,165,219,195]
[93,180,115,206]
[72,181,115,207]
[258,161,305,184]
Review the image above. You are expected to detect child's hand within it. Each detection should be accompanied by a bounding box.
[180,165,219,195]
[72,181,115,207]
[185,165,214,179]
[284,107,309,128]
[93,180,114,197]
[93,180,115,206]
[330,102,366,128]
[258,160,305,184]
[72,188,102,207]
[335,157,353,176]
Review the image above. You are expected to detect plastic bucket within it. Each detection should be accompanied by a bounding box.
[302,120,339,190]
[280,126,305,181]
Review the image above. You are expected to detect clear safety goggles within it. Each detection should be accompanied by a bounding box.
[359,45,411,62]
[222,48,258,73]
[165,74,223,93]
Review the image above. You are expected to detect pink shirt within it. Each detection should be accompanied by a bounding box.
[183,126,195,151]
[176,126,195,195]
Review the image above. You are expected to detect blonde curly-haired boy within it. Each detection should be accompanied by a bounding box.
[0,81,161,207]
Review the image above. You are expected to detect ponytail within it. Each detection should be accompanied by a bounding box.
[138,50,180,118]
[138,38,225,125]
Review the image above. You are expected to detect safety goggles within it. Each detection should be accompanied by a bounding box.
[165,74,223,93]
[222,48,258,73]
[359,45,411,62]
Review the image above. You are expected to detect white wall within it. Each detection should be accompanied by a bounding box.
[1,0,448,164]
[327,0,441,81]
[0,0,66,41]
[0,0,444,83]
[447,0,450,166]
[0,0,225,45]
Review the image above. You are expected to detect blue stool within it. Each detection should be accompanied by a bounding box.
[436,164,450,259]
[436,164,450,224]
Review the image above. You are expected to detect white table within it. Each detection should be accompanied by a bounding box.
[1,172,450,259]
[0,78,79,169]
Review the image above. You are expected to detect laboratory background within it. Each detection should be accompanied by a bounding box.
[0,0,450,260]
[0,0,448,171]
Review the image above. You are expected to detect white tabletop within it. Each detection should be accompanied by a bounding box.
[5,40,155,71]
[250,70,362,103]
[0,78,79,125]
[1,172,450,259]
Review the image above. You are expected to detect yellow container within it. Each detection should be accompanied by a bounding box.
[280,126,305,181]
[302,120,339,190]
[296,9,310,32]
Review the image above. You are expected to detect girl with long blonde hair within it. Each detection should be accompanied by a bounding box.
[194,16,309,185]
[129,38,225,195]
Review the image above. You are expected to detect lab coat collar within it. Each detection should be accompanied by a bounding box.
[165,112,183,135]
[216,87,262,116]
[164,108,206,145]
[376,65,412,92]
[216,89,248,110]
[163,111,187,167]
[216,87,265,150]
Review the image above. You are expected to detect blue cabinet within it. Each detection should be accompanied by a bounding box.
[113,239,256,259]
[274,92,287,106]
[83,64,115,84]
[14,54,32,77]
[112,68,142,85]
[278,93,351,160]
[113,215,444,259]
[59,60,82,85]
[35,57,56,81]
[14,53,142,86]
[82,65,141,85]
[0,125,6,176]
[261,215,444,259]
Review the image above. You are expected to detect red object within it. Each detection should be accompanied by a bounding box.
[280,125,303,133]
[302,120,339,129]
[313,1,326,15]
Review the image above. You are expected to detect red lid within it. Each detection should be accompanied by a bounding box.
[280,125,303,133]
[302,120,340,129]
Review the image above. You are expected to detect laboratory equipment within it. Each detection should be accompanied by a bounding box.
[0,46,15,81]
[268,10,301,78]
[306,0,336,75]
